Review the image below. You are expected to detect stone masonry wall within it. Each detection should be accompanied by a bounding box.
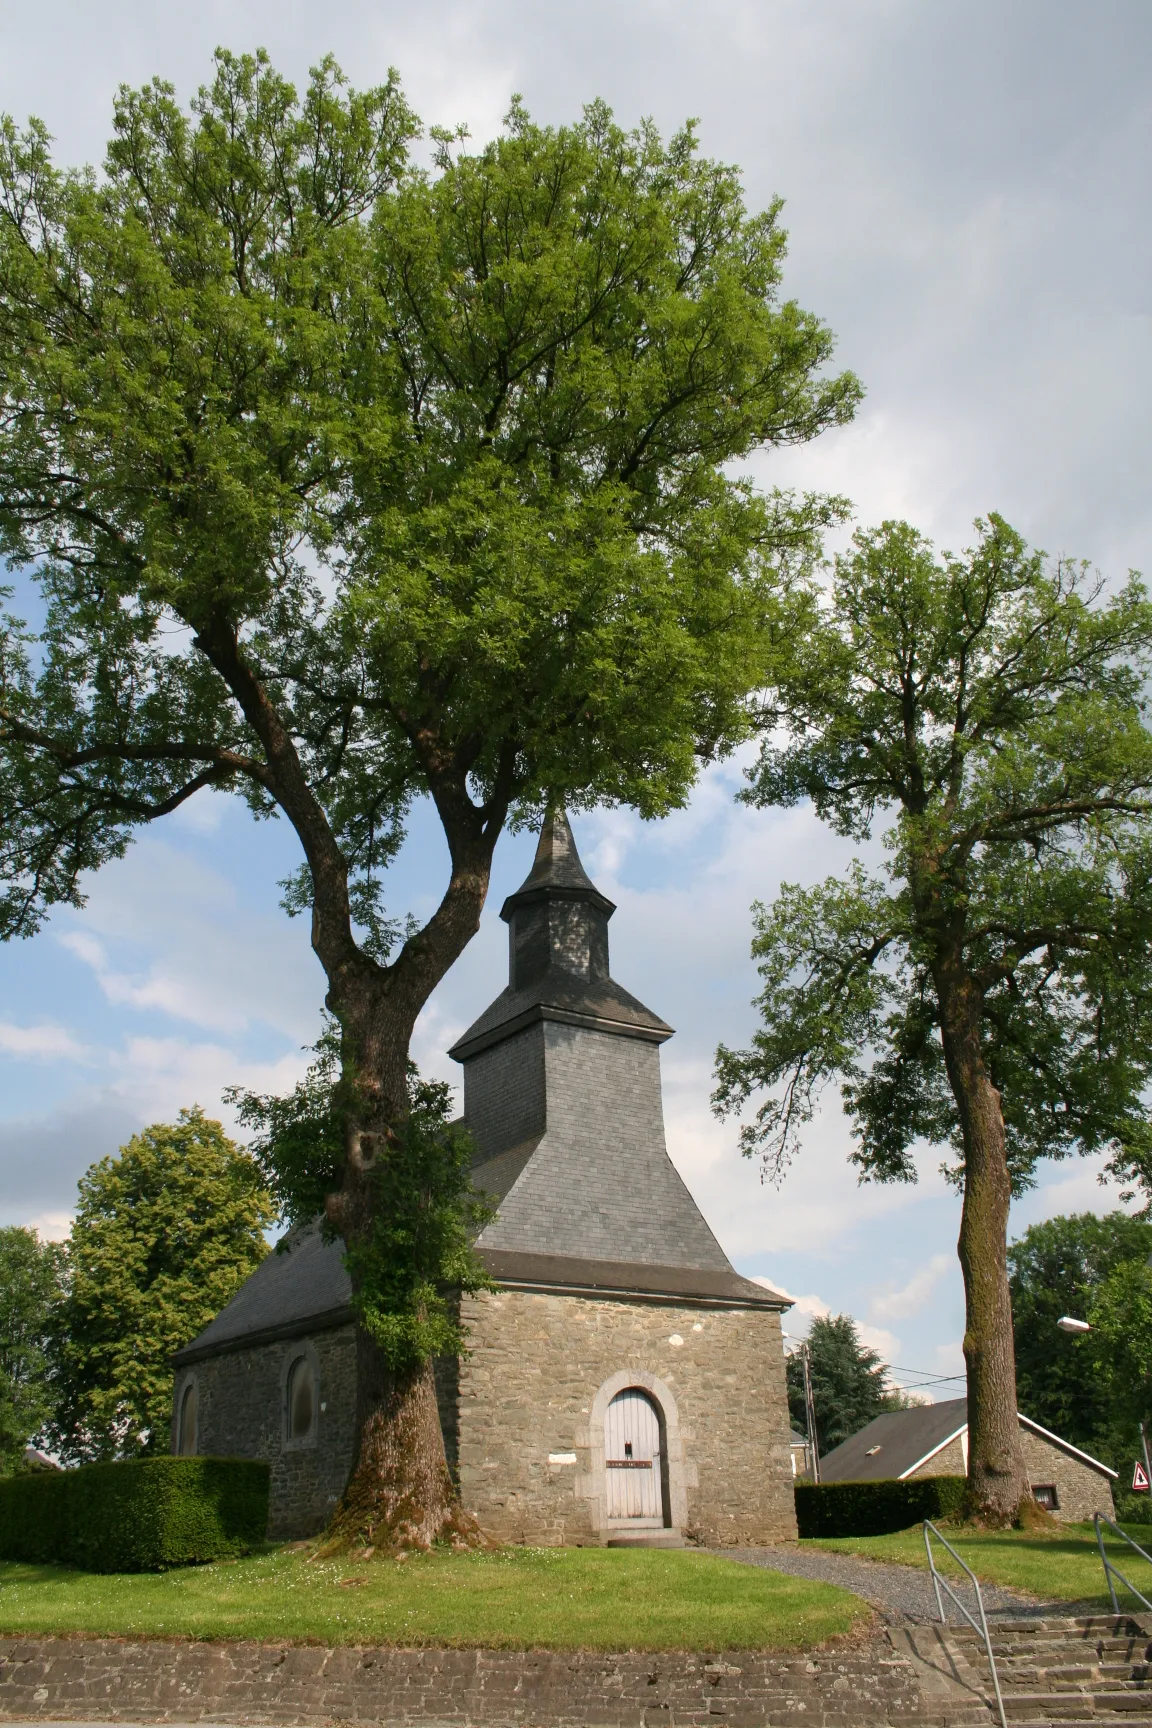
[456,1288,797,1547]
[0,1637,935,1728]
[176,1324,357,1540]
[1019,1428,1115,1522]
[909,1426,1114,1523]
[910,1436,966,1479]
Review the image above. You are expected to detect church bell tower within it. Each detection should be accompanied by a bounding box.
[449,811,733,1275]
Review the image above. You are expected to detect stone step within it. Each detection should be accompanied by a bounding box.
[992,1720,1152,1728]
[951,1619,1148,1638]
[998,1692,1152,1719]
[604,1527,685,1547]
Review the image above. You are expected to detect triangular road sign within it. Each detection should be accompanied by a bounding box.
[1133,1461,1150,1492]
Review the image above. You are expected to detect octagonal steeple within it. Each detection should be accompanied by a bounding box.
[449,810,671,1063]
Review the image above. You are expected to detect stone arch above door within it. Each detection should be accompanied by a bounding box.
[579,1367,694,1538]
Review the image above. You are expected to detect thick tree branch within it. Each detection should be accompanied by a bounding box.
[191,615,369,992]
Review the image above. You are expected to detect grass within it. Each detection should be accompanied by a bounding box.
[0,1544,868,1651]
[803,1521,1152,1610]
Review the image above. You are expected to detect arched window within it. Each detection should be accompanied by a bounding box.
[178,1381,198,1456]
[286,1355,315,1441]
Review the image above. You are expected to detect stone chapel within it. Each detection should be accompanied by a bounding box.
[172,813,798,1546]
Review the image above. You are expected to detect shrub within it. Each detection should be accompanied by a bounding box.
[795,1475,966,1538]
[1114,1486,1152,1527]
[0,1456,269,1571]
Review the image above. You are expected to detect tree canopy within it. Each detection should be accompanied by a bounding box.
[0,1225,64,1471]
[787,1313,899,1456]
[0,53,855,956]
[715,515,1152,1517]
[1009,1210,1152,1459]
[50,1109,273,1461]
[0,49,858,1543]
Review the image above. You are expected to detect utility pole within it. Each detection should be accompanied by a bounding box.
[783,1331,821,1483]
[799,1342,821,1484]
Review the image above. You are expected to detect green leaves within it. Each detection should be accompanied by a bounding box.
[714,863,903,1176]
[0,1226,64,1471]
[233,1035,493,1373]
[346,1074,494,1374]
[786,1314,899,1453]
[50,1109,274,1462]
[719,515,1152,1196]
[1009,1211,1152,1466]
[0,56,853,956]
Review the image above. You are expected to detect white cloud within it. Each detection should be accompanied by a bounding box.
[24,1212,73,1243]
[871,1254,954,1322]
[105,1035,311,1132]
[0,1021,89,1062]
[54,837,325,1041]
[857,1320,902,1361]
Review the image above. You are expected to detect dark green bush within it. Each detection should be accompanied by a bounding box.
[1114,1486,1152,1527]
[0,1456,269,1571]
[795,1475,966,1538]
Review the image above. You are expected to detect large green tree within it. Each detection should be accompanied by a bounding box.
[0,1225,64,1471]
[715,516,1152,1520]
[1008,1210,1152,1458]
[49,1110,273,1461]
[0,52,858,1544]
[786,1313,898,1457]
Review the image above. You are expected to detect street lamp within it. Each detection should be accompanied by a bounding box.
[782,1332,821,1484]
[1055,1314,1152,1489]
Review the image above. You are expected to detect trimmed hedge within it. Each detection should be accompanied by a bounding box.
[0,1456,270,1572]
[795,1475,966,1538]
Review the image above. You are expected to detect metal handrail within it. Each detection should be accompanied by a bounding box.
[1094,1512,1152,1614]
[923,1520,1008,1728]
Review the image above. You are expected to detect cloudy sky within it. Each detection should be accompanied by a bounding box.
[1,0,1148,1400]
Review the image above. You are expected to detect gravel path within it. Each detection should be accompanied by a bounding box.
[719,1544,1068,1625]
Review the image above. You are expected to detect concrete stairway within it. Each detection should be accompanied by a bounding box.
[903,1615,1152,1727]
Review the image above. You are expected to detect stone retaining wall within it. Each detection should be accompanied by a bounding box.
[0,1635,948,1727]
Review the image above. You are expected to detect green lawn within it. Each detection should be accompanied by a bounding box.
[0,1544,867,1651]
[803,1522,1152,1609]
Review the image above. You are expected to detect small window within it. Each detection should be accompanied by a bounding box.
[287,1356,315,1441]
[1032,1483,1059,1511]
[178,1382,198,1456]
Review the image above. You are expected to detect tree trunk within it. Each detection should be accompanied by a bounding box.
[321,942,487,1551]
[327,1333,473,1550]
[192,618,510,1549]
[935,961,1030,1523]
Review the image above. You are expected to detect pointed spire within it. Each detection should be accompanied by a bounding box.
[508,808,606,902]
[498,808,614,991]
[449,805,672,1061]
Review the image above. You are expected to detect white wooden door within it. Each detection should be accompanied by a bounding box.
[605,1388,663,1520]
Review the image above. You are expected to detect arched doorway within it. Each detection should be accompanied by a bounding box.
[605,1387,667,1523]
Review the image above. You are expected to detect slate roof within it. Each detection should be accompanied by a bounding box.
[480,1248,788,1309]
[817,1396,1118,1482]
[449,971,671,1059]
[818,1399,969,1482]
[175,811,792,1367]
[174,1231,788,1364]
[173,1225,352,1365]
[503,812,613,907]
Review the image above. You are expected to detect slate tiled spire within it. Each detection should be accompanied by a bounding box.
[449,811,671,1062]
[451,810,734,1275]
